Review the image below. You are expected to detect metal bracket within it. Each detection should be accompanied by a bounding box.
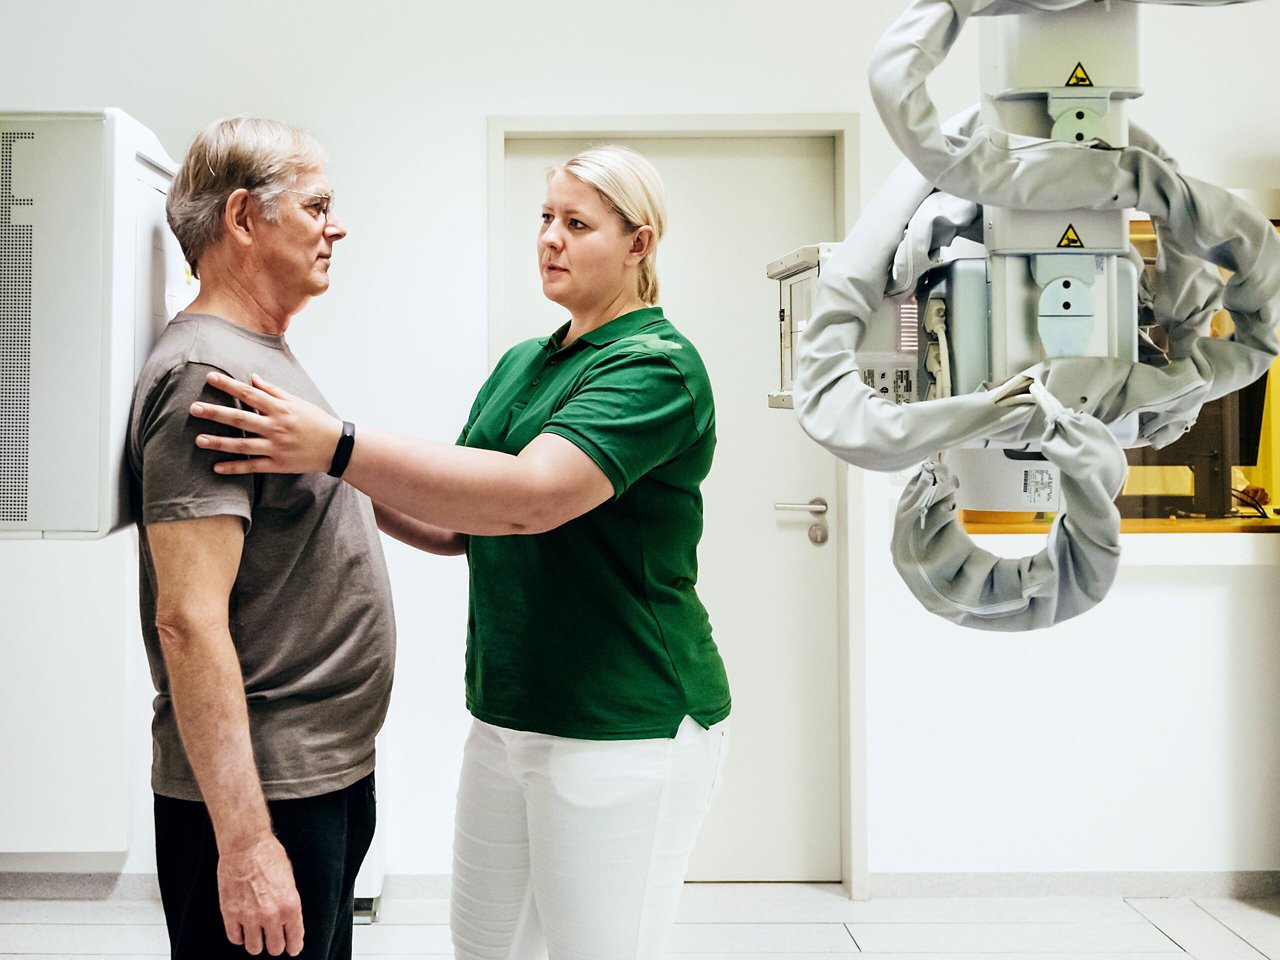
[1032,254,1098,359]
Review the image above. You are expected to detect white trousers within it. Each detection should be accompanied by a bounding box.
[450,715,730,960]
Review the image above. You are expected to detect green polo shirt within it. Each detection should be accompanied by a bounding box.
[459,307,731,740]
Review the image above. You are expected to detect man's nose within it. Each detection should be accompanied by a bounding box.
[325,213,348,241]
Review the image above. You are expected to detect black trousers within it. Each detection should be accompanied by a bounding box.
[154,773,376,960]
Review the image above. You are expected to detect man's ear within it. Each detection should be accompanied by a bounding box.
[222,188,256,248]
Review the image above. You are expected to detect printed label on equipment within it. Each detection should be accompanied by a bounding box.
[862,365,915,405]
[1021,468,1057,508]
[893,367,915,405]
[1057,224,1084,248]
[1066,62,1093,87]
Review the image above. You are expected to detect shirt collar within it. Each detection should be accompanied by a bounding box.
[540,307,666,353]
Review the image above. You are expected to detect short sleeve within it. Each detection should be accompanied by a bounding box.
[137,362,254,528]
[542,350,705,496]
[457,376,494,446]
[457,343,524,446]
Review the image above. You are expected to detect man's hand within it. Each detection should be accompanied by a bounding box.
[217,831,304,956]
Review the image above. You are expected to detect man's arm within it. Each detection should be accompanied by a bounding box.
[148,516,304,958]
[372,501,468,556]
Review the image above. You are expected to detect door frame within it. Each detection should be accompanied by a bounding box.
[486,114,867,899]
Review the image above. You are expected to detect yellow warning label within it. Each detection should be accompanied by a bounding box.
[1057,224,1085,248]
[1066,62,1093,87]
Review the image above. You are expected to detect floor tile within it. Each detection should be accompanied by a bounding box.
[0,900,165,925]
[679,884,1145,923]
[351,922,454,952]
[846,921,1182,954]
[1127,898,1266,959]
[678,883,856,922]
[842,898,1151,924]
[373,898,450,924]
[672,922,858,952]
[0,923,168,953]
[1197,898,1280,958]
[848,956,1186,960]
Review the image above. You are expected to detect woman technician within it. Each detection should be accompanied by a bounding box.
[190,144,731,960]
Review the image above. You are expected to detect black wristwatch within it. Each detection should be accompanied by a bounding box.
[328,420,356,478]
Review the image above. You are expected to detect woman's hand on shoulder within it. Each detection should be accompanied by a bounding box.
[190,372,343,476]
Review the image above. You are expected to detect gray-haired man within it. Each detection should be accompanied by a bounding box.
[128,117,395,959]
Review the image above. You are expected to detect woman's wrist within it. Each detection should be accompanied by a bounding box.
[328,420,356,478]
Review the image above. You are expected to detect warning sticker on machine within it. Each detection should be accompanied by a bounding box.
[1021,468,1057,508]
[1066,62,1093,87]
[1057,224,1084,248]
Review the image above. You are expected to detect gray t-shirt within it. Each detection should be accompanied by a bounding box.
[127,312,396,802]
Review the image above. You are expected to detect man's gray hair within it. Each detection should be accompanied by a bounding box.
[166,116,326,278]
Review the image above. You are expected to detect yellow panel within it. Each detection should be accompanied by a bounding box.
[1122,465,1194,497]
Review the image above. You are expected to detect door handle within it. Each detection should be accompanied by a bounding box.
[773,498,828,515]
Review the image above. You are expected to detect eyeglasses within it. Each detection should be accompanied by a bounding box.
[281,188,337,221]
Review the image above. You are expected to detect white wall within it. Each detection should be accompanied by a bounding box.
[1,0,1278,878]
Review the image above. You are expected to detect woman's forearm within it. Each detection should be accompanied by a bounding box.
[348,428,600,536]
[190,372,613,533]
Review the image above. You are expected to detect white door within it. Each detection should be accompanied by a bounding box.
[498,133,842,880]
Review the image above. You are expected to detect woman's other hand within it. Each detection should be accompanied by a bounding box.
[190,372,342,475]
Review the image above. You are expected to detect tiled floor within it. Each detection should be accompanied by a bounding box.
[3,883,1280,958]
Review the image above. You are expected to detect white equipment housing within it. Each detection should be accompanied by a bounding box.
[0,109,194,539]
[768,244,917,410]
[767,244,835,408]
[979,1,1142,377]
[0,109,187,855]
[941,4,1142,511]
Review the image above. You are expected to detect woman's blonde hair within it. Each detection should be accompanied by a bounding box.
[553,145,667,305]
[166,116,326,278]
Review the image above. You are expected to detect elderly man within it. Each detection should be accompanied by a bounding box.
[127,117,395,959]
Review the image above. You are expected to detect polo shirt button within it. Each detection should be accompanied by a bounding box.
[532,378,541,386]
